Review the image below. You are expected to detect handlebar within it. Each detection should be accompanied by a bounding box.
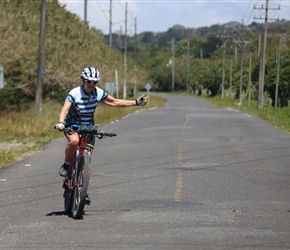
[54,125,117,138]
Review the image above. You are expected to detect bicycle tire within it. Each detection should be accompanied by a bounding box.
[63,160,76,214]
[63,186,73,214]
[72,153,90,219]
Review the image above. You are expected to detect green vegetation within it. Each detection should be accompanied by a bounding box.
[134,30,290,106]
[0,0,147,112]
[1,0,290,168]
[0,96,165,168]
[112,21,290,106]
[199,94,290,134]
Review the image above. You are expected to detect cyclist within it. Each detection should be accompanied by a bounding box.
[55,67,149,202]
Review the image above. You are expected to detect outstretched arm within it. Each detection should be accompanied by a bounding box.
[102,94,149,107]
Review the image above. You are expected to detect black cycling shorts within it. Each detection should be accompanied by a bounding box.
[85,133,95,149]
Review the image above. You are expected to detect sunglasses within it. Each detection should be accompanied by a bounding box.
[85,80,98,84]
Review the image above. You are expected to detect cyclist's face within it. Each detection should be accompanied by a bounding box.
[84,80,96,93]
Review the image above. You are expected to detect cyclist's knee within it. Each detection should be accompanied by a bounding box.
[68,134,79,147]
[69,139,79,147]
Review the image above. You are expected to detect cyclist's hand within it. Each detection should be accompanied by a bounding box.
[55,122,65,131]
[98,128,105,134]
[136,95,149,106]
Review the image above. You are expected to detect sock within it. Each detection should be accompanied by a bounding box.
[64,161,70,165]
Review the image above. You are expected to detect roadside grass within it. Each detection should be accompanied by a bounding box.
[199,95,290,135]
[0,95,165,168]
[3,93,289,169]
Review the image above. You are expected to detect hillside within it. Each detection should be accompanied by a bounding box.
[0,0,147,112]
[1,0,290,111]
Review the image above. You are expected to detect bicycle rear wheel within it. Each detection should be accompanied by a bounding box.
[72,153,90,219]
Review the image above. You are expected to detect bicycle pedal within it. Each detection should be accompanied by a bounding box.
[85,195,91,205]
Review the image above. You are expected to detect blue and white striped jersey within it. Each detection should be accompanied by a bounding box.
[64,85,108,126]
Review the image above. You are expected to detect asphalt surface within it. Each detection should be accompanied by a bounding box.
[0,94,289,250]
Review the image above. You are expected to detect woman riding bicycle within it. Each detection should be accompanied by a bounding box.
[55,67,149,202]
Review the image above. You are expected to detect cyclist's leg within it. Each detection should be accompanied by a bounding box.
[59,132,80,177]
[86,134,95,177]
[64,132,79,163]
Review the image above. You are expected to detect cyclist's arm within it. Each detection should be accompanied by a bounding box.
[58,100,72,123]
[101,95,136,107]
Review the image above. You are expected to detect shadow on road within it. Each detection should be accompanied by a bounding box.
[46,211,67,216]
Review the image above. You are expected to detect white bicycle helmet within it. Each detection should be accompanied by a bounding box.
[81,67,101,82]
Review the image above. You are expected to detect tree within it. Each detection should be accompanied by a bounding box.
[201,36,222,58]
[265,48,290,107]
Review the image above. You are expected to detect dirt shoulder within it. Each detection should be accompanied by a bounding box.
[0,141,37,168]
[0,141,29,151]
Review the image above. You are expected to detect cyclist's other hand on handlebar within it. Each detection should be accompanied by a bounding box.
[98,128,105,134]
[97,128,105,139]
[55,122,65,131]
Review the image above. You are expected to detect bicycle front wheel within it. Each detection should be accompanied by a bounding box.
[63,160,76,215]
[63,184,73,214]
[72,153,90,219]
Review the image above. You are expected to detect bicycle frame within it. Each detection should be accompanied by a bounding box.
[63,135,91,217]
[63,135,90,191]
[58,125,116,219]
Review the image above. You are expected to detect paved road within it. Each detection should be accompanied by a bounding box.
[0,94,289,250]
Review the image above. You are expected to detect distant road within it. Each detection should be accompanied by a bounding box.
[0,94,289,250]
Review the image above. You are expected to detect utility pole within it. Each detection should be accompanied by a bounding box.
[217,31,230,99]
[248,52,252,108]
[115,69,119,98]
[258,34,261,58]
[255,0,280,108]
[168,38,176,92]
[133,17,137,97]
[235,45,238,64]
[109,0,112,47]
[119,26,122,50]
[233,20,251,106]
[182,41,194,93]
[35,0,46,116]
[134,17,137,59]
[275,36,281,112]
[123,1,127,99]
[84,0,87,24]
[229,60,233,97]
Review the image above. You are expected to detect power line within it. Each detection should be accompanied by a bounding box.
[109,0,112,47]
[242,0,254,24]
[118,1,125,13]
[127,10,135,36]
[93,1,109,21]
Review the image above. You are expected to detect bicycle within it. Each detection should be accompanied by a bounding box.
[55,125,116,219]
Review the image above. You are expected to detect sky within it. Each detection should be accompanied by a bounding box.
[58,0,290,36]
